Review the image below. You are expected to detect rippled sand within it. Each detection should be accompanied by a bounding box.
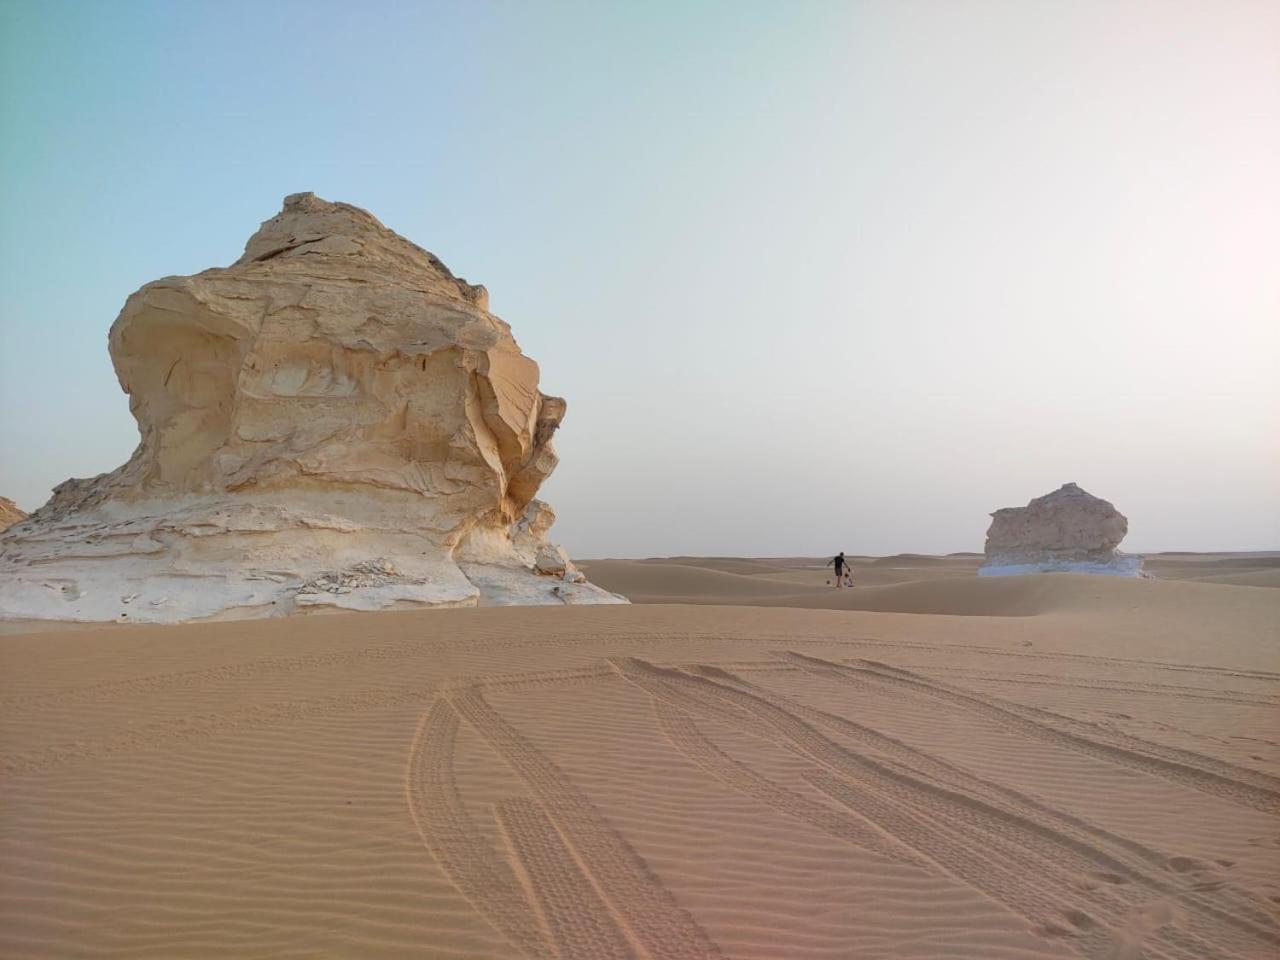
[2,556,1278,958]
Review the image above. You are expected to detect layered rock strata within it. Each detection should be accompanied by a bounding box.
[0,193,624,621]
[980,482,1144,577]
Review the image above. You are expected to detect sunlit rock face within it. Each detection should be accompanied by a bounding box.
[980,482,1144,577]
[0,498,25,532]
[0,193,625,621]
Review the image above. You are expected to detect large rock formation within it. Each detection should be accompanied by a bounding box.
[980,482,1143,576]
[0,193,624,622]
[0,497,26,532]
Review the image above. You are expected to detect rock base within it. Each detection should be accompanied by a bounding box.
[0,498,624,624]
[979,554,1145,578]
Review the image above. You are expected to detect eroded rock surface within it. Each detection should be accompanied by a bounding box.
[0,193,624,621]
[0,497,26,532]
[980,482,1143,577]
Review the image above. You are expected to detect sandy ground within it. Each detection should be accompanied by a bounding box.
[2,555,1278,958]
[579,552,1280,605]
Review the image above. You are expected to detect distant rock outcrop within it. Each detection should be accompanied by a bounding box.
[0,193,625,622]
[0,497,26,532]
[980,482,1143,577]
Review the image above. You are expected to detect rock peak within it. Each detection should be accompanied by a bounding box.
[282,190,324,209]
[235,193,488,310]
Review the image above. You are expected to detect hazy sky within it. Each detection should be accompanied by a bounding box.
[1,0,1276,557]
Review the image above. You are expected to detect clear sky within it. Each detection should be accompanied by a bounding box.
[1,0,1276,557]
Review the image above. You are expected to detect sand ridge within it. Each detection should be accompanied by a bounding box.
[1,561,1278,958]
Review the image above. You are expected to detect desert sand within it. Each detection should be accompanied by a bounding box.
[2,555,1278,958]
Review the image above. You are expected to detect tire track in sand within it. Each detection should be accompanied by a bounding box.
[760,662,1267,958]
[404,698,554,960]
[652,698,924,867]
[708,661,1280,951]
[788,653,1280,816]
[613,658,1255,960]
[495,798,636,960]
[447,687,722,960]
[612,660,1119,953]
[913,668,1279,707]
[800,770,1132,957]
[775,636,1280,684]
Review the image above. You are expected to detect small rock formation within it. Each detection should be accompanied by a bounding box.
[0,497,26,532]
[0,193,625,621]
[980,482,1144,577]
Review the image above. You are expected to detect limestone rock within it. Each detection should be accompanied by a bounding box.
[534,543,573,577]
[0,497,26,532]
[980,482,1143,577]
[0,193,625,621]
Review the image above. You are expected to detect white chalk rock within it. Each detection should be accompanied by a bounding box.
[979,482,1144,577]
[0,193,625,622]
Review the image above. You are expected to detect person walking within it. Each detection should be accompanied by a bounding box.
[826,551,849,587]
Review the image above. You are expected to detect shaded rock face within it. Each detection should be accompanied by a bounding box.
[0,193,625,621]
[980,482,1143,577]
[0,498,26,532]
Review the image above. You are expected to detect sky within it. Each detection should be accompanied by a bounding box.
[1,0,1276,557]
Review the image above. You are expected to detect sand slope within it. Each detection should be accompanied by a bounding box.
[583,552,1280,596]
[2,563,1278,958]
[581,554,1280,618]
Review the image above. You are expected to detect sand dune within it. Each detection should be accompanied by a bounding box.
[581,554,985,598]
[1188,569,1280,589]
[1144,554,1280,589]
[2,557,1277,958]
[580,554,1280,618]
